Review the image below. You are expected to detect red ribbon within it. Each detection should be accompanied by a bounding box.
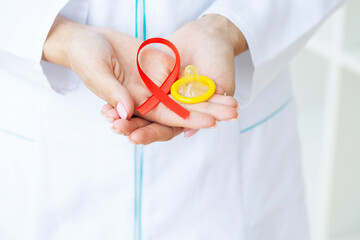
[136,38,190,119]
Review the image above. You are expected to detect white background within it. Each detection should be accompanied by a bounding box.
[291,1,360,239]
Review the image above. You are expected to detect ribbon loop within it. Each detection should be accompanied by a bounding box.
[136,38,190,119]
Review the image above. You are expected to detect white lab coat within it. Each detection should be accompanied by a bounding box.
[0,0,343,239]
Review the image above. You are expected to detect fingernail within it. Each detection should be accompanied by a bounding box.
[229,113,240,121]
[184,128,199,138]
[116,102,128,120]
[209,122,218,129]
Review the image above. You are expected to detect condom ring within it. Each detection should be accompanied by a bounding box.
[171,65,216,104]
[171,75,216,104]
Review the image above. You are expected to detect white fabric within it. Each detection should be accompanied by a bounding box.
[201,0,345,105]
[0,0,69,87]
[0,0,342,239]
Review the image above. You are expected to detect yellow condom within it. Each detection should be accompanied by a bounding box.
[171,65,216,104]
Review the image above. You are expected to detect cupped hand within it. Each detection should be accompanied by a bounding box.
[165,14,248,96]
[43,15,239,132]
[100,28,239,129]
[104,14,247,144]
[101,90,238,144]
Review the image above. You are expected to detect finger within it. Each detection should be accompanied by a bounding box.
[168,94,239,121]
[105,108,120,120]
[183,128,199,138]
[207,95,238,108]
[182,101,239,121]
[89,71,135,120]
[101,92,238,122]
[138,105,217,130]
[129,123,183,145]
[105,117,115,123]
[102,90,221,129]
[112,117,151,136]
[101,103,113,115]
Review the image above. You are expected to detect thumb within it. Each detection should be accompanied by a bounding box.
[95,72,135,120]
[113,83,134,120]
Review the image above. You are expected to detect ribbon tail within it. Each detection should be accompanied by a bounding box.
[136,96,160,115]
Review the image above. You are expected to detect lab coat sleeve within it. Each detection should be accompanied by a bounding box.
[0,0,89,92]
[200,0,344,105]
[0,0,69,87]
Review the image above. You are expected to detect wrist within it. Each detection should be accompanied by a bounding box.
[42,15,93,68]
[199,14,248,56]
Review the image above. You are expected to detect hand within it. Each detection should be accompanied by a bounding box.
[101,93,238,144]
[101,103,185,145]
[104,14,247,144]
[43,15,134,119]
[166,14,248,96]
[43,15,239,131]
